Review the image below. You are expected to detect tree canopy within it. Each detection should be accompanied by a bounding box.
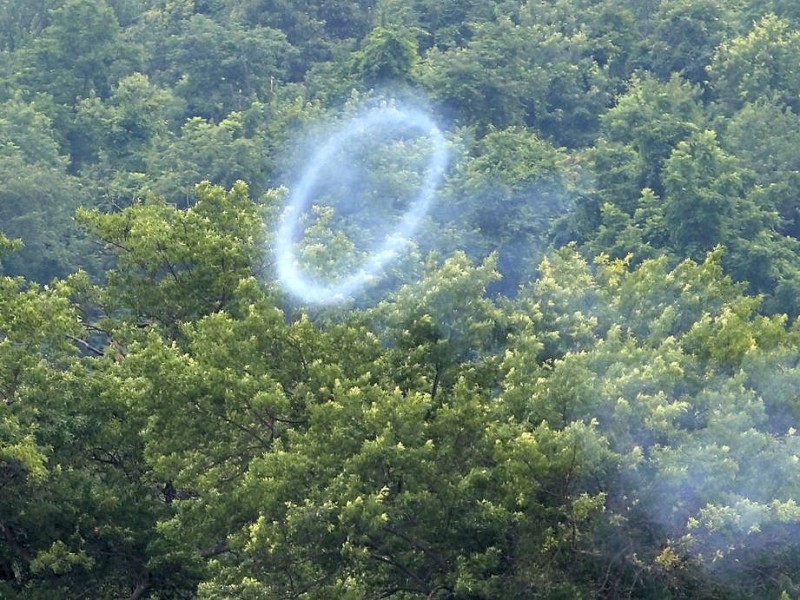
[3,1,800,598]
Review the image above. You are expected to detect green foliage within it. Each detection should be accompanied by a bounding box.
[0,96,92,281]
[372,252,504,397]
[591,73,705,205]
[4,1,800,598]
[709,14,800,113]
[158,15,293,121]
[353,26,419,85]
[419,16,611,146]
[648,0,735,87]
[0,95,65,168]
[442,126,579,293]
[17,0,136,105]
[77,181,267,331]
[582,188,667,264]
[74,73,181,171]
[0,267,162,597]
[662,130,745,258]
[0,0,51,52]
[149,111,272,202]
[722,97,800,238]
[505,247,800,595]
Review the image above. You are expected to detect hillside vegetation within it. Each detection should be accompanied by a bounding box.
[3,1,800,598]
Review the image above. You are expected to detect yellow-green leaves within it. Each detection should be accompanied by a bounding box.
[78,181,266,330]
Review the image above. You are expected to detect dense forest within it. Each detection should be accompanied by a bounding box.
[4,0,800,597]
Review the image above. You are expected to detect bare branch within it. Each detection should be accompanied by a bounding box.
[127,577,150,600]
[0,520,33,563]
[200,540,230,558]
[66,334,105,357]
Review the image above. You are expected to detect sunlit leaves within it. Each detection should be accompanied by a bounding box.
[353,26,419,85]
[77,181,267,330]
[502,244,800,593]
[709,14,800,113]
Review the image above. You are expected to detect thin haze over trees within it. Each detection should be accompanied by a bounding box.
[2,0,800,598]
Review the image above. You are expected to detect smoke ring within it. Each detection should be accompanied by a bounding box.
[275,106,448,304]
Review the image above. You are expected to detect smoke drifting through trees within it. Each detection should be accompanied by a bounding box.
[4,0,800,598]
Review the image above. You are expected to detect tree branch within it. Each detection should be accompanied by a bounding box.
[200,539,230,558]
[0,520,33,563]
[127,577,150,600]
[66,334,105,357]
